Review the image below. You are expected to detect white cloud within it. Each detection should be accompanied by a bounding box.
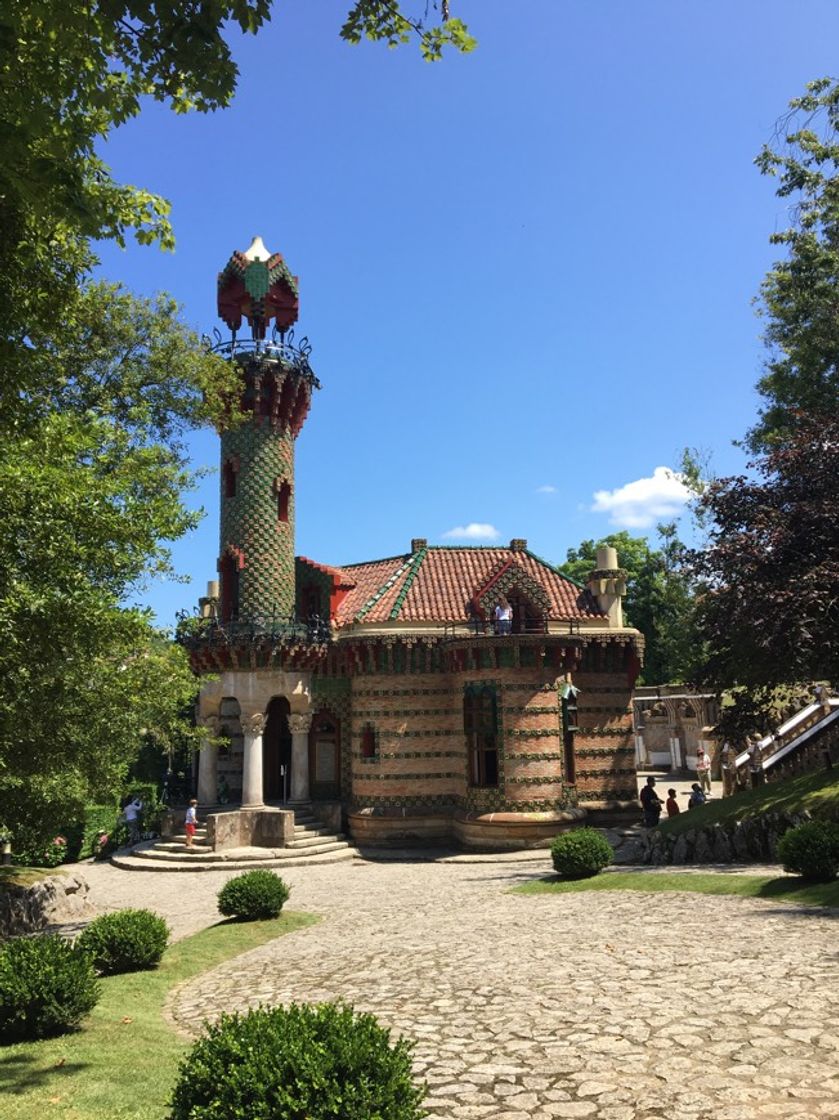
[591,467,691,529]
[441,522,501,541]
[535,484,557,494]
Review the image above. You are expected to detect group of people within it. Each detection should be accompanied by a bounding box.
[639,744,714,827]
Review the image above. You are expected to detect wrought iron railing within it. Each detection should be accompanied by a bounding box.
[202,327,321,388]
[176,610,331,647]
[443,617,579,640]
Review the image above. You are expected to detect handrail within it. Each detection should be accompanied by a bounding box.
[442,618,580,640]
[176,611,331,646]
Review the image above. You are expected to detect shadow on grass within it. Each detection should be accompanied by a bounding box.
[0,1049,89,1095]
[755,877,839,913]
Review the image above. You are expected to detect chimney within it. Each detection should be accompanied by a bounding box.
[509,538,527,552]
[586,547,627,627]
[411,538,428,552]
[199,579,219,619]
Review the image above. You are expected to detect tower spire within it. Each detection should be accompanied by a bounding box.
[217,235,299,341]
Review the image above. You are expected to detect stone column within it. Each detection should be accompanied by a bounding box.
[288,712,313,802]
[196,717,220,806]
[241,712,267,808]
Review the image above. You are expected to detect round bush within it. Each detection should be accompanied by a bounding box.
[76,908,169,974]
[550,827,613,879]
[777,819,839,882]
[169,1001,426,1120]
[217,869,290,920]
[0,935,99,1041]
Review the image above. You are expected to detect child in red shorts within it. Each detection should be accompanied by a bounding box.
[184,799,198,849]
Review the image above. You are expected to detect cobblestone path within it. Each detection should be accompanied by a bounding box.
[135,859,839,1120]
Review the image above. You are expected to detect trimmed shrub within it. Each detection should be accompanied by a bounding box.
[0,935,99,1041]
[169,1001,427,1120]
[76,908,169,974]
[217,870,290,920]
[777,819,839,882]
[551,827,613,879]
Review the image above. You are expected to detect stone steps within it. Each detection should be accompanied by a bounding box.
[112,804,356,872]
[110,845,357,872]
[289,832,348,849]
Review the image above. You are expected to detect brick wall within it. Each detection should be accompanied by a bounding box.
[342,660,637,811]
[571,671,636,802]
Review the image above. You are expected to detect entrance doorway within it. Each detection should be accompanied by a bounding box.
[263,697,291,801]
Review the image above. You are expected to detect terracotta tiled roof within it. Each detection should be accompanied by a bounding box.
[317,546,604,627]
[297,556,356,588]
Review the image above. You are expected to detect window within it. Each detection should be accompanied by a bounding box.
[219,554,240,622]
[223,460,237,498]
[560,684,579,784]
[360,723,377,759]
[277,481,291,523]
[464,686,498,787]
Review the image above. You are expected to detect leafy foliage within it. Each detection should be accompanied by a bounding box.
[748,78,839,453]
[13,835,69,869]
[169,1001,427,1120]
[77,909,170,975]
[0,935,100,1042]
[217,870,291,920]
[550,827,613,879]
[341,1,475,61]
[691,412,839,735]
[777,819,839,882]
[558,528,698,683]
[0,285,234,853]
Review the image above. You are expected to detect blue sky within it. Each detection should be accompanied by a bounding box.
[95,0,839,625]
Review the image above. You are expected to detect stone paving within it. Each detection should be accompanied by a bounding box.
[81,856,839,1119]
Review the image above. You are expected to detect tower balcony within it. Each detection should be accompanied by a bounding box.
[176,610,331,672]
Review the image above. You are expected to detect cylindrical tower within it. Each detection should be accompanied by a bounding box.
[216,236,318,624]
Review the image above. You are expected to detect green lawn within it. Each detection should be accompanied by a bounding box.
[515,869,839,907]
[659,766,839,837]
[0,910,318,1120]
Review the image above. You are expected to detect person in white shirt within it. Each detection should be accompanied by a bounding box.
[123,797,143,846]
[494,596,513,635]
[695,746,712,793]
[184,799,198,849]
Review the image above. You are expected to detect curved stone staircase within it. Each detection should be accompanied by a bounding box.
[111,804,357,872]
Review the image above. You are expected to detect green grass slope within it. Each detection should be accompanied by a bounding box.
[660,766,839,837]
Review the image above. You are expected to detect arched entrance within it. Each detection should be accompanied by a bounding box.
[263,697,291,801]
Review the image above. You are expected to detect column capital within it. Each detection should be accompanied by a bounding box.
[242,712,267,736]
[288,712,312,735]
[199,714,222,736]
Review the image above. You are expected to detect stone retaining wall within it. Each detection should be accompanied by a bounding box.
[629,811,812,865]
[0,871,94,938]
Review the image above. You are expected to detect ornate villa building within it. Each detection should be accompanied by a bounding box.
[179,237,644,849]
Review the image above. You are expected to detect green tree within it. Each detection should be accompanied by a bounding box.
[748,77,839,453]
[691,412,839,738]
[0,284,238,851]
[0,1,474,848]
[1,2,473,420]
[558,528,698,684]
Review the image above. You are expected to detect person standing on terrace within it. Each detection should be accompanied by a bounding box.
[494,596,513,635]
